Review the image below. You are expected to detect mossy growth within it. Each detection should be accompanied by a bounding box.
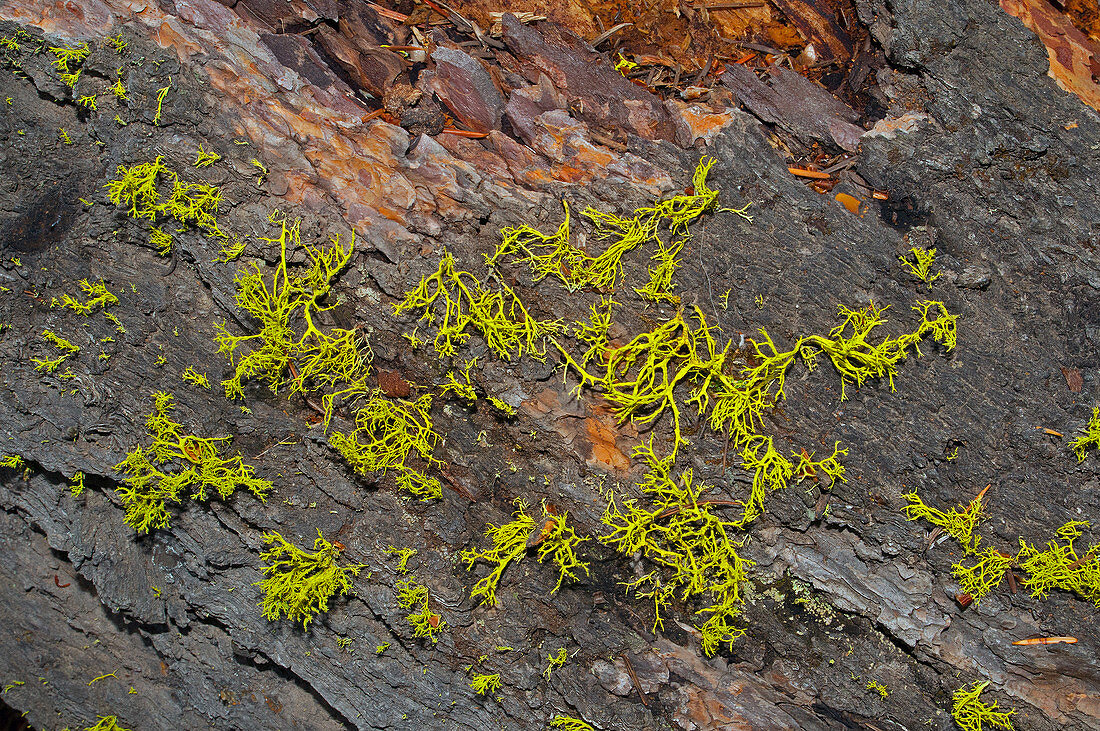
[468,672,502,696]
[105,156,226,247]
[902,489,986,555]
[113,392,271,533]
[181,366,211,390]
[0,455,24,470]
[865,680,889,698]
[384,545,417,574]
[395,576,446,642]
[1069,406,1100,462]
[462,499,589,607]
[487,157,751,293]
[255,529,365,630]
[951,681,1014,731]
[549,717,595,731]
[602,440,752,655]
[393,250,563,361]
[542,648,567,680]
[70,471,86,497]
[328,390,443,500]
[49,41,90,88]
[1017,521,1100,605]
[899,246,941,286]
[54,279,118,314]
[85,716,130,731]
[216,211,371,428]
[33,329,80,373]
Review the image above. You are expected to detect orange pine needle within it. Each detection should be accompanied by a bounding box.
[788,166,831,180]
[1012,636,1077,646]
[1035,427,1064,436]
[441,128,490,138]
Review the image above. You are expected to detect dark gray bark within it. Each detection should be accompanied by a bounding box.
[1,1,1099,729]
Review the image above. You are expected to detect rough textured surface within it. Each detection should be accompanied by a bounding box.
[1,2,1100,731]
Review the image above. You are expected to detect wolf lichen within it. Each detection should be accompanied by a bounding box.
[113,392,271,533]
[152,82,170,126]
[899,246,941,285]
[461,499,537,607]
[634,238,684,303]
[463,500,589,606]
[384,545,417,574]
[1069,406,1100,462]
[951,681,1014,731]
[952,548,1016,604]
[328,390,442,500]
[489,157,748,294]
[70,471,86,497]
[216,212,371,427]
[531,508,590,593]
[1016,521,1100,605]
[56,279,118,315]
[0,455,24,470]
[194,145,220,167]
[469,672,502,696]
[255,529,364,630]
[865,680,889,698]
[105,156,225,242]
[601,441,752,654]
[33,329,80,373]
[393,251,562,361]
[49,42,89,88]
[395,576,446,642]
[902,489,985,555]
[549,717,595,731]
[542,648,567,680]
[180,366,210,390]
[85,715,130,731]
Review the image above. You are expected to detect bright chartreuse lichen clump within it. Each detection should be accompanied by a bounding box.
[461,499,589,606]
[70,471,86,497]
[393,251,562,361]
[384,545,417,574]
[898,246,941,286]
[113,392,271,533]
[904,487,1100,605]
[951,681,1014,731]
[395,576,446,642]
[469,672,502,696]
[33,329,80,373]
[255,529,364,630]
[54,279,118,314]
[49,41,90,88]
[902,488,986,555]
[487,157,750,293]
[1016,521,1100,605]
[85,715,130,731]
[105,156,226,249]
[602,440,752,655]
[215,211,371,427]
[328,390,443,500]
[1069,406,1100,462]
[549,716,595,731]
[0,455,24,470]
[181,366,211,390]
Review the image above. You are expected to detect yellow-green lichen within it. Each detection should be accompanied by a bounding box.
[113,392,271,533]
[216,212,370,427]
[898,246,941,286]
[395,576,446,642]
[951,681,1014,731]
[1070,406,1100,462]
[255,529,364,630]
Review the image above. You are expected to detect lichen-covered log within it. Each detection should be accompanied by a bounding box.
[1,1,1099,730]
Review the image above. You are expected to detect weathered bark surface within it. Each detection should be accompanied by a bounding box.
[0,1,1099,730]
